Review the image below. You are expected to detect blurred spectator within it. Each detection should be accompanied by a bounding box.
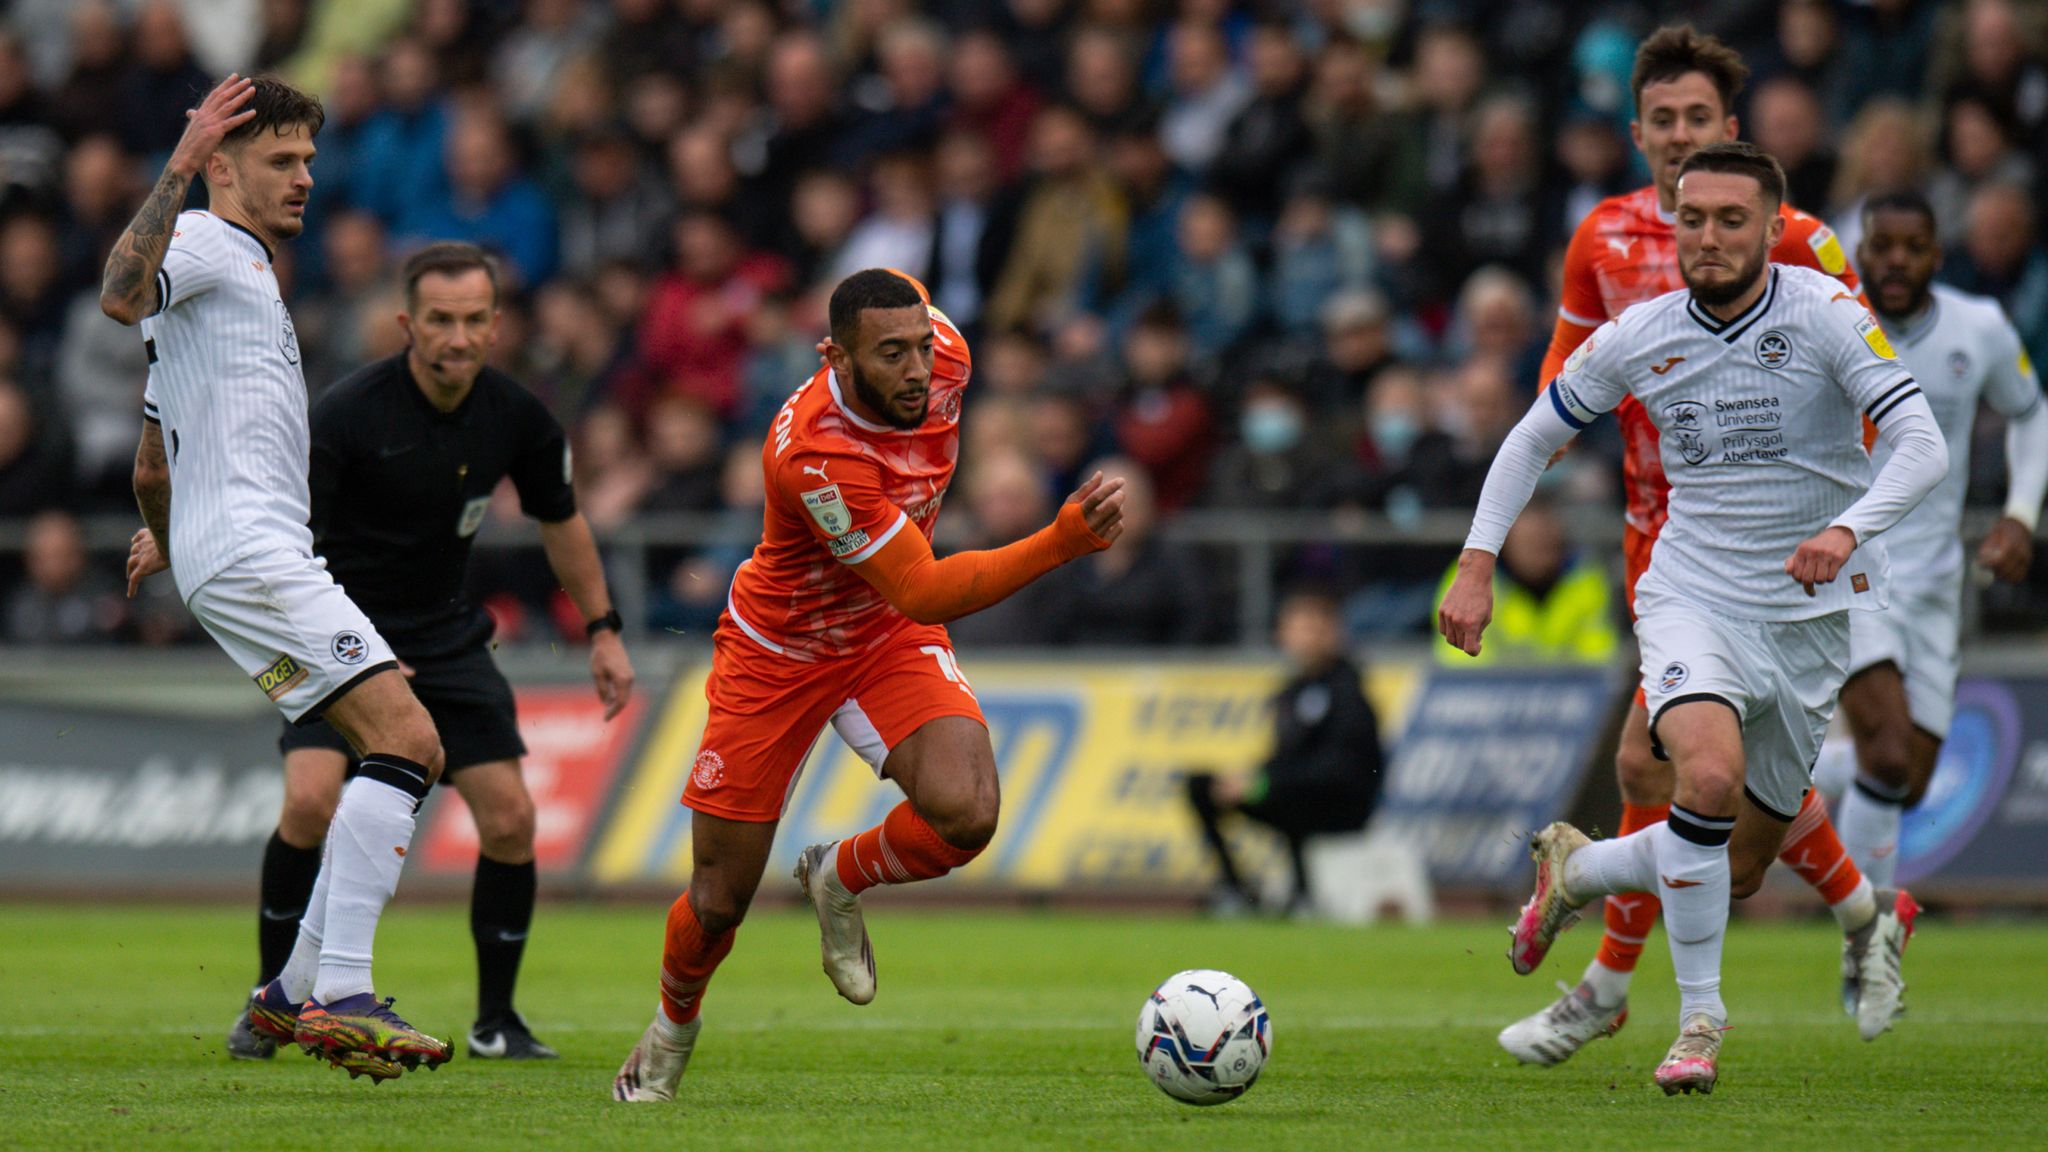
[1554,116,1633,233]
[5,510,123,644]
[947,31,1040,184]
[1266,174,1375,346]
[1443,267,1540,376]
[404,109,558,284]
[1183,586,1381,915]
[1158,22,1249,174]
[416,0,496,90]
[929,131,1019,333]
[739,292,819,432]
[355,39,452,231]
[530,278,625,421]
[1838,0,1940,117]
[632,209,790,420]
[1064,25,1143,132]
[1304,35,1424,217]
[1431,495,1616,666]
[999,0,1072,93]
[986,105,1125,334]
[1164,193,1258,357]
[1431,356,1524,506]
[1408,24,1488,198]
[572,404,654,529]
[1942,183,2048,366]
[1419,94,1553,308]
[1303,288,1396,414]
[0,28,63,210]
[559,124,673,277]
[1750,76,1836,213]
[1087,112,1185,332]
[1748,0,1851,127]
[740,33,854,242]
[0,381,72,515]
[0,214,66,391]
[641,394,726,515]
[669,124,774,255]
[837,19,951,164]
[1208,22,1313,225]
[294,211,390,389]
[945,446,1058,647]
[786,169,862,289]
[305,54,382,222]
[49,3,127,144]
[116,2,212,161]
[832,151,937,285]
[602,0,694,84]
[1928,93,2035,249]
[54,287,145,506]
[56,135,135,296]
[492,0,608,126]
[1026,391,1099,505]
[1935,0,2048,149]
[1111,304,1214,512]
[1828,98,1934,262]
[254,0,311,72]
[1203,375,1351,511]
[1039,456,1217,646]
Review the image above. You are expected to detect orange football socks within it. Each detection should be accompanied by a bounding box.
[835,802,982,895]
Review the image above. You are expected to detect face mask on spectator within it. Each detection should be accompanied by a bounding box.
[1370,411,1420,460]
[1242,402,1304,455]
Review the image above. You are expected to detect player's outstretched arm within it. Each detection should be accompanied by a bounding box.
[1981,387,2048,583]
[1440,397,1586,656]
[99,74,256,325]
[127,421,172,596]
[1786,390,1948,595]
[538,512,635,720]
[851,473,1123,626]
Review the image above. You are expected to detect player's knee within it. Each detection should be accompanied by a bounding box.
[475,790,536,860]
[384,712,444,783]
[689,883,754,938]
[278,784,339,845]
[1729,859,1770,900]
[1860,739,1915,793]
[1614,740,1671,806]
[934,797,999,854]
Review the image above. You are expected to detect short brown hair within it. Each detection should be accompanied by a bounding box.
[1677,140,1786,210]
[221,74,325,146]
[401,242,500,309]
[1631,25,1748,117]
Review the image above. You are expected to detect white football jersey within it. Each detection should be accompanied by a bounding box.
[1872,283,2043,587]
[1552,264,1921,621]
[139,210,313,601]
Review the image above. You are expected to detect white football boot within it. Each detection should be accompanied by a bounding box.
[1848,888,1920,1040]
[612,1014,701,1102]
[1498,980,1629,1066]
[795,842,877,1005]
[1654,1013,1724,1096]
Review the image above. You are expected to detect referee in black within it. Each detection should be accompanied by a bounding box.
[228,243,635,1062]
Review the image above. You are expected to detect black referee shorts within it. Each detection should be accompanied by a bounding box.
[278,643,526,775]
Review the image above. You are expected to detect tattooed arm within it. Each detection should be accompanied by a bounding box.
[127,421,173,595]
[99,74,256,325]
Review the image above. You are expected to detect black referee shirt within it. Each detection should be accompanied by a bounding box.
[309,353,576,657]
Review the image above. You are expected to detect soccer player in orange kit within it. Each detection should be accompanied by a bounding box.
[1494,27,1913,1066]
[613,269,1126,1102]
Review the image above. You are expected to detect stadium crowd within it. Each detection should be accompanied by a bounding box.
[0,0,2044,647]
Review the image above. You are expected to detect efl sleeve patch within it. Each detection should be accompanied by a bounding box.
[802,483,853,538]
[1808,225,1848,276]
[1855,313,1897,361]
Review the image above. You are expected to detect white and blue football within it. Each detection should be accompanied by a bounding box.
[1135,969,1271,1105]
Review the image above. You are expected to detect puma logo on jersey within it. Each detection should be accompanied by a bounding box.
[1650,356,1686,375]
[1607,237,1636,258]
[802,463,831,482]
[1661,875,1703,889]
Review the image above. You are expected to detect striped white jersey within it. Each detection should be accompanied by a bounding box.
[1873,284,2044,587]
[139,210,313,601]
[1544,264,1942,621]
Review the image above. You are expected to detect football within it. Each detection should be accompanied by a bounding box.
[1135,969,1272,1105]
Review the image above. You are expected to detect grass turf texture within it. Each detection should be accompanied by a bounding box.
[1,904,2041,1150]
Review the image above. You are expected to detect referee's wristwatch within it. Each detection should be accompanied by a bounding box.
[585,608,624,638]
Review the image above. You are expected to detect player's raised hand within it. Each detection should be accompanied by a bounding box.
[125,526,167,597]
[1068,471,1126,547]
[168,74,258,178]
[1976,516,2034,583]
[1437,549,1497,657]
[590,630,636,720]
[1785,525,1858,596]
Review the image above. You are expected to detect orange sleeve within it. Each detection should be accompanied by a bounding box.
[1776,210,1862,295]
[1541,220,1608,386]
[852,502,1108,625]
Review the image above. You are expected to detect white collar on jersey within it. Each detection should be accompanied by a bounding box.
[826,368,902,434]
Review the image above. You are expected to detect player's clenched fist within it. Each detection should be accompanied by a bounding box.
[1068,471,1127,548]
[1784,524,1858,596]
[1437,548,1496,657]
[1976,516,2033,583]
[168,73,258,178]
[126,526,167,598]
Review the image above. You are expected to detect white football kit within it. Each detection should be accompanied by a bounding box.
[1469,264,1947,817]
[140,210,394,721]
[1848,285,2048,737]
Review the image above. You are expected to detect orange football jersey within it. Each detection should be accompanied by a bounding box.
[725,304,970,661]
[1542,186,1861,536]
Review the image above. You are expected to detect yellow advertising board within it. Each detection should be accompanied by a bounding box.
[591,660,1418,889]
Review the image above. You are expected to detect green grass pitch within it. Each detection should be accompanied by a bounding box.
[1,902,2042,1150]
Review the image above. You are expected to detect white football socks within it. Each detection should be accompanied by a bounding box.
[1562,826,1659,903]
[1838,775,1906,888]
[277,840,333,1002]
[312,768,426,1003]
[1657,809,1733,1028]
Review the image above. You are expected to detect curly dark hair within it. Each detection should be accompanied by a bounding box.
[221,74,325,146]
[1631,25,1749,117]
[1677,140,1787,210]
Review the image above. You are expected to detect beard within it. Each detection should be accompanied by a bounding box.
[851,363,927,429]
[1683,245,1768,308]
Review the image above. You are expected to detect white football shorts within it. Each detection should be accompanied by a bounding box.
[1635,589,1850,820]
[186,548,398,725]
[1847,577,1961,739]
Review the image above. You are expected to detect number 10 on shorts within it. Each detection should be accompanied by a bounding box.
[921,646,976,697]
